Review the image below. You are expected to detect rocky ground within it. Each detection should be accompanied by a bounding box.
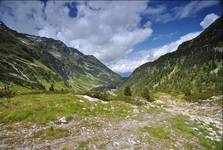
[0,95,222,150]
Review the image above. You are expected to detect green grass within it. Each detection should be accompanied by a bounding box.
[76,140,90,150]
[185,143,196,150]
[146,106,165,113]
[61,147,69,150]
[152,91,185,102]
[141,115,222,150]
[0,93,133,125]
[33,60,54,72]
[152,92,167,99]
[171,115,193,134]
[30,126,69,141]
[0,82,38,94]
[136,105,165,114]
[68,75,105,91]
[142,126,171,139]
[171,115,222,150]
[77,120,101,129]
[38,79,66,91]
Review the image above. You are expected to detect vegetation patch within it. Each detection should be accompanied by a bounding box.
[0,135,23,145]
[137,105,165,114]
[142,126,171,139]
[77,120,101,129]
[83,91,111,101]
[171,114,222,150]
[146,106,165,113]
[140,88,154,102]
[30,127,69,141]
[76,140,91,150]
[0,93,133,125]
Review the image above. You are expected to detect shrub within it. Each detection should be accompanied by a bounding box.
[183,88,191,96]
[49,84,55,92]
[124,86,132,96]
[0,86,15,100]
[95,92,110,101]
[141,88,154,102]
[84,91,110,101]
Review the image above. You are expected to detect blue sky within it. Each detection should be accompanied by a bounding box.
[0,0,222,76]
[135,0,222,51]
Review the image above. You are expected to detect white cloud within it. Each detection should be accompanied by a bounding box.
[109,57,148,74]
[174,1,219,19]
[110,31,201,73]
[143,5,174,23]
[0,1,152,64]
[111,11,220,73]
[0,1,218,75]
[200,13,219,29]
[145,0,219,23]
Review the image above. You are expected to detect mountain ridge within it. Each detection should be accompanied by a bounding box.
[121,16,223,100]
[0,21,123,92]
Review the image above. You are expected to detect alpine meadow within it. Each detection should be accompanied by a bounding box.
[0,1,222,150]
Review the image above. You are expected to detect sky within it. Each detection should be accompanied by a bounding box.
[0,0,222,76]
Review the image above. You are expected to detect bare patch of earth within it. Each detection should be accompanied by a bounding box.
[0,95,222,150]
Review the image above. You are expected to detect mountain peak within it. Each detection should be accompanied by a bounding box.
[0,21,8,29]
[0,20,122,91]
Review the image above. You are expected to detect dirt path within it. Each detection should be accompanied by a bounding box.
[161,95,222,130]
[23,112,173,150]
[0,95,222,150]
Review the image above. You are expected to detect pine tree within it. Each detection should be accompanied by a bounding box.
[124,86,131,96]
[141,88,153,102]
[49,84,55,92]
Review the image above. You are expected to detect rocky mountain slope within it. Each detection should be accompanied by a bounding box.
[0,21,122,91]
[121,16,223,100]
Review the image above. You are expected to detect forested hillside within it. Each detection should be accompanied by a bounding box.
[121,16,223,100]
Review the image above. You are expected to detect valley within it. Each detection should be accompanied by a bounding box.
[0,5,222,150]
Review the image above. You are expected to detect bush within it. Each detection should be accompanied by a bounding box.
[85,91,110,101]
[141,88,154,102]
[184,91,218,102]
[0,86,15,100]
[124,86,132,96]
[49,84,55,92]
[183,87,191,97]
[93,92,110,101]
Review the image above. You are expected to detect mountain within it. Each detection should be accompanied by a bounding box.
[0,21,122,92]
[121,16,223,100]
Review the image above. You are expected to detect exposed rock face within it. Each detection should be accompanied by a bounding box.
[0,21,123,91]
